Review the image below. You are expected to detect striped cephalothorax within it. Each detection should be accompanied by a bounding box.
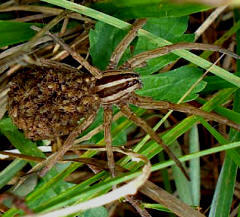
[96,70,142,104]
[7,18,240,178]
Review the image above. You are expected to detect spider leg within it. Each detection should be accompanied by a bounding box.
[39,112,97,177]
[119,104,190,181]
[108,19,147,70]
[33,58,81,74]
[122,42,240,69]
[31,26,102,79]
[103,106,116,177]
[131,93,240,131]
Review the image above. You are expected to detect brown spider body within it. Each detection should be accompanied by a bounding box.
[7,18,240,180]
[8,66,141,141]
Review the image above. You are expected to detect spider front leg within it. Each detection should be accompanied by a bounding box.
[39,112,97,177]
[119,104,190,180]
[103,106,116,177]
[108,18,147,70]
[121,42,240,69]
[32,26,102,79]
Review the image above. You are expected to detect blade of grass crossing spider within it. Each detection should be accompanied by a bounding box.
[189,125,200,206]
[41,0,240,88]
[171,141,193,205]
[0,159,26,190]
[209,90,240,217]
[163,88,236,145]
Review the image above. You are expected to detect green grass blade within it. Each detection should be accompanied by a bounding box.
[0,159,26,190]
[189,125,200,206]
[209,91,240,217]
[152,141,240,172]
[208,155,237,217]
[171,142,193,205]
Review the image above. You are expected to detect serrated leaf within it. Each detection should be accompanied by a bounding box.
[91,0,210,19]
[136,66,207,103]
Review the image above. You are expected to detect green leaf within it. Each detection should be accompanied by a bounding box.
[91,0,210,19]
[89,22,127,70]
[136,66,207,103]
[0,159,26,190]
[0,118,45,158]
[0,21,39,48]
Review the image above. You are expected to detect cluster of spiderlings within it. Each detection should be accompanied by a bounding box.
[8,66,100,141]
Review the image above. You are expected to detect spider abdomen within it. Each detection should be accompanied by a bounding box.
[8,67,100,140]
[95,70,142,104]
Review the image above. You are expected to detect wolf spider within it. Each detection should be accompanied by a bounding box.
[8,18,240,179]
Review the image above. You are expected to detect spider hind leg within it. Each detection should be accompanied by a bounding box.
[119,104,190,181]
[104,106,116,177]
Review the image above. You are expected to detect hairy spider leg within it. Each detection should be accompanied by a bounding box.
[32,26,102,79]
[103,107,115,177]
[119,104,190,181]
[122,42,240,69]
[132,93,240,131]
[108,18,147,70]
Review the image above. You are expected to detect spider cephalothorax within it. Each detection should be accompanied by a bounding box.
[96,70,142,104]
